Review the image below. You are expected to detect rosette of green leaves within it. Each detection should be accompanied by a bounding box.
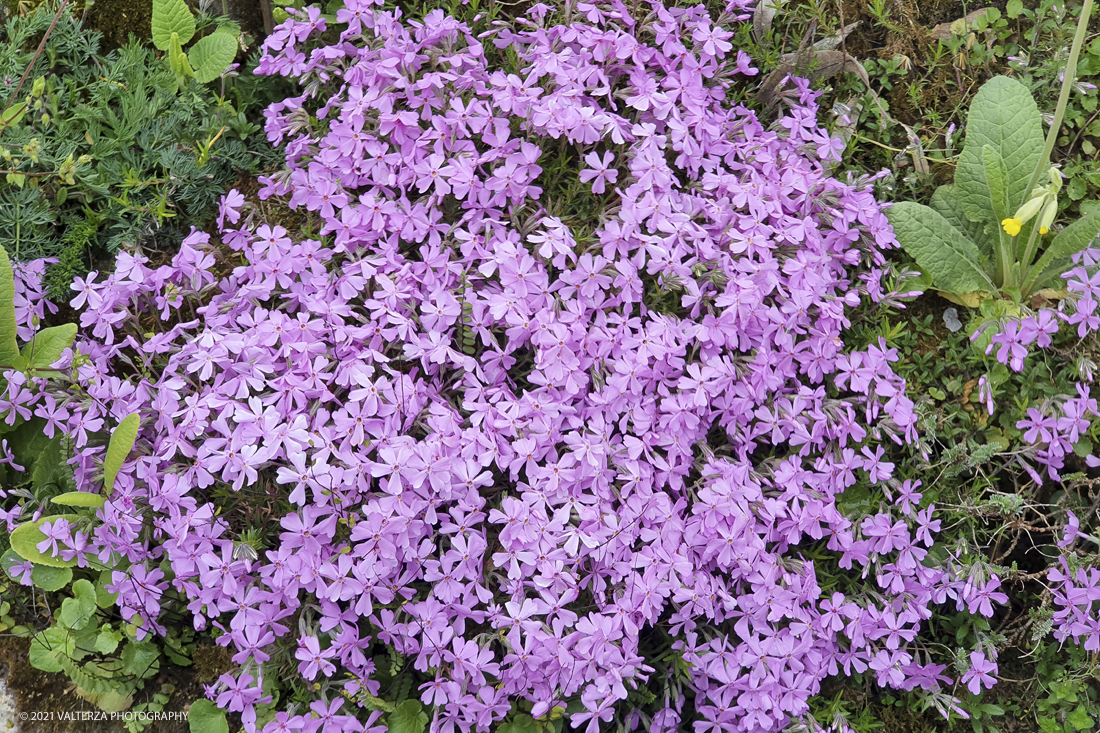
[887,76,1100,309]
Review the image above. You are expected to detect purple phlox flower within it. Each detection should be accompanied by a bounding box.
[579,151,618,195]
[987,320,1029,372]
[964,576,1008,617]
[308,698,363,733]
[295,635,337,680]
[217,189,246,229]
[1059,510,1080,548]
[961,651,998,695]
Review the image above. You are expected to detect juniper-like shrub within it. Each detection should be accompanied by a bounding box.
[7,1,1100,732]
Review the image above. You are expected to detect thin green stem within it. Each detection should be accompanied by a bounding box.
[1017,0,1093,289]
[1022,0,1093,211]
[1019,221,1042,283]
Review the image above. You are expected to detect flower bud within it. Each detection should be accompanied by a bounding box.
[1048,166,1064,192]
[1037,196,1057,235]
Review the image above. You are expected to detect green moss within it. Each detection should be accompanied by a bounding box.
[86,0,152,51]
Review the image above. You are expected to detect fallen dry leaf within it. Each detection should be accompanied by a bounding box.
[928,7,997,43]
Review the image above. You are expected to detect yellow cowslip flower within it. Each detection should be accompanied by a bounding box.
[1003,192,1048,237]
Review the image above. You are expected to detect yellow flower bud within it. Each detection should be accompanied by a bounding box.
[1002,218,1022,237]
[1037,196,1058,236]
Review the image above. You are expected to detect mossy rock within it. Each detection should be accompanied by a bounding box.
[87,0,153,51]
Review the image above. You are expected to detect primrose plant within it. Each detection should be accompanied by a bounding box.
[887,0,1100,319]
[152,0,240,90]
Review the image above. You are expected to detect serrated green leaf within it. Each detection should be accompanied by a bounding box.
[31,564,72,592]
[22,323,78,369]
[1067,704,1093,731]
[388,700,429,733]
[189,699,229,733]
[1037,715,1060,733]
[955,77,1044,225]
[886,202,997,296]
[0,247,20,367]
[51,492,106,509]
[104,413,140,496]
[189,28,238,84]
[152,0,196,50]
[9,514,80,568]
[1028,205,1100,291]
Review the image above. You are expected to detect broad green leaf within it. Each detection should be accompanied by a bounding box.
[388,700,429,733]
[121,640,160,677]
[9,514,80,568]
[189,699,229,733]
[21,323,78,369]
[498,714,538,733]
[0,101,28,131]
[29,627,70,673]
[1028,205,1100,291]
[930,184,989,253]
[94,626,122,655]
[0,246,19,366]
[104,413,140,496]
[70,624,99,661]
[885,202,997,296]
[86,689,133,714]
[58,579,98,631]
[836,484,871,516]
[152,0,196,50]
[96,569,119,608]
[51,491,107,509]
[189,27,239,84]
[982,145,1010,232]
[31,564,72,592]
[955,77,1044,225]
[74,578,97,610]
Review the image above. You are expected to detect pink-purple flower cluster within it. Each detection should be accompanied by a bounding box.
[8,1,1099,732]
